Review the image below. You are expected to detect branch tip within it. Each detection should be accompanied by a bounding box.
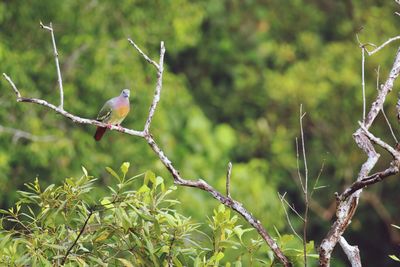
[226,162,232,198]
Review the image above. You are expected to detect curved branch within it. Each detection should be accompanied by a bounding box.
[4,31,292,266]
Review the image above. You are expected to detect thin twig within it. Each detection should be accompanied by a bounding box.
[226,162,232,198]
[62,209,94,265]
[128,38,160,70]
[2,73,21,98]
[310,160,325,198]
[295,138,305,193]
[361,47,366,121]
[40,21,64,109]
[365,35,400,55]
[0,125,56,143]
[278,192,303,241]
[279,192,305,222]
[299,104,309,267]
[376,66,398,143]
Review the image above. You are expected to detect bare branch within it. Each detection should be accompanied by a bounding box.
[376,66,399,143]
[299,104,309,267]
[364,35,400,55]
[295,138,305,193]
[128,38,160,70]
[319,46,400,267]
[340,165,399,200]
[359,122,400,159]
[0,125,56,143]
[40,21,64,109]
[226,162,232,198]
[339,237,362,267]
[278,192,303,241]
[3,75,144,138]
[361,47,366,121]
[143,41,165,133]
[279,192,305,221]
[5,30,292,266]
[3,73,21,99]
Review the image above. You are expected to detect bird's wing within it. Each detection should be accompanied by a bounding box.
[96,100,113,122]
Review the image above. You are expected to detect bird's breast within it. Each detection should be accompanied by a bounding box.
[116,105,130,117]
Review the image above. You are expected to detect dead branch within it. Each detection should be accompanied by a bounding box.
[0,125,56,143]
[40,22,64,109]
[4,24,292,267]
[339,237,362,267]
[319,44,400,266]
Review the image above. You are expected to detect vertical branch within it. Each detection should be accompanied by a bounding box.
[226,162,232,198]
[40,22,64,109]
[361,47,366,121]
[129,41,166,133]
[299,105,309,267]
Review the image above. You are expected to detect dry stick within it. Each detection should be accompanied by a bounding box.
[340,166,399,200]
[376,66,399,143]
[61,209,94,265]
[319,46,400,267]
[279,192,305,221]
[365,35,400,56]
[226,162,232,198]
[299,105,309,267]
[4,36,292,266]
[278,192,303,241]
[339,237,361,267]
[0,124,56,143]
[40,22,64,109]
[361,47,366,121]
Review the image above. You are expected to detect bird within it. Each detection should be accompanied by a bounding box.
[94,89,130,141]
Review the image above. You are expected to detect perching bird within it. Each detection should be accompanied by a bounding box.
[94,89,130,141]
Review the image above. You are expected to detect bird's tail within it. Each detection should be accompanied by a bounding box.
[94,127,107,141]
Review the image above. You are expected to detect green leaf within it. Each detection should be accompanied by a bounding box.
[81,166,88,177]
[120,162,130,179]
[389,255,400,262]
[118,258,134,267]
[106,167,120,181]
[144,171,156,185]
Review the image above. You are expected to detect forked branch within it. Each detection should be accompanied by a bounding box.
[4,24,292,267]
[319,43,400,266]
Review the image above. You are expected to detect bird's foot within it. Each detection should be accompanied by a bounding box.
[116,124,124,131]
[106,124,113,129]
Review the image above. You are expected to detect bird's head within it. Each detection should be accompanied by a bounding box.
[121,89,130,98]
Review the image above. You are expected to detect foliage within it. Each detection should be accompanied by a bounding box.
[0,163,308,266]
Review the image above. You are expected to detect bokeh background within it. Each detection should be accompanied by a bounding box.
[1,1,400,266]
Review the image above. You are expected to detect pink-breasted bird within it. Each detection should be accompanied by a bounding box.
[94,89,130,141]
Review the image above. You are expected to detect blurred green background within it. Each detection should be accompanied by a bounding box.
[1,0,400,266]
